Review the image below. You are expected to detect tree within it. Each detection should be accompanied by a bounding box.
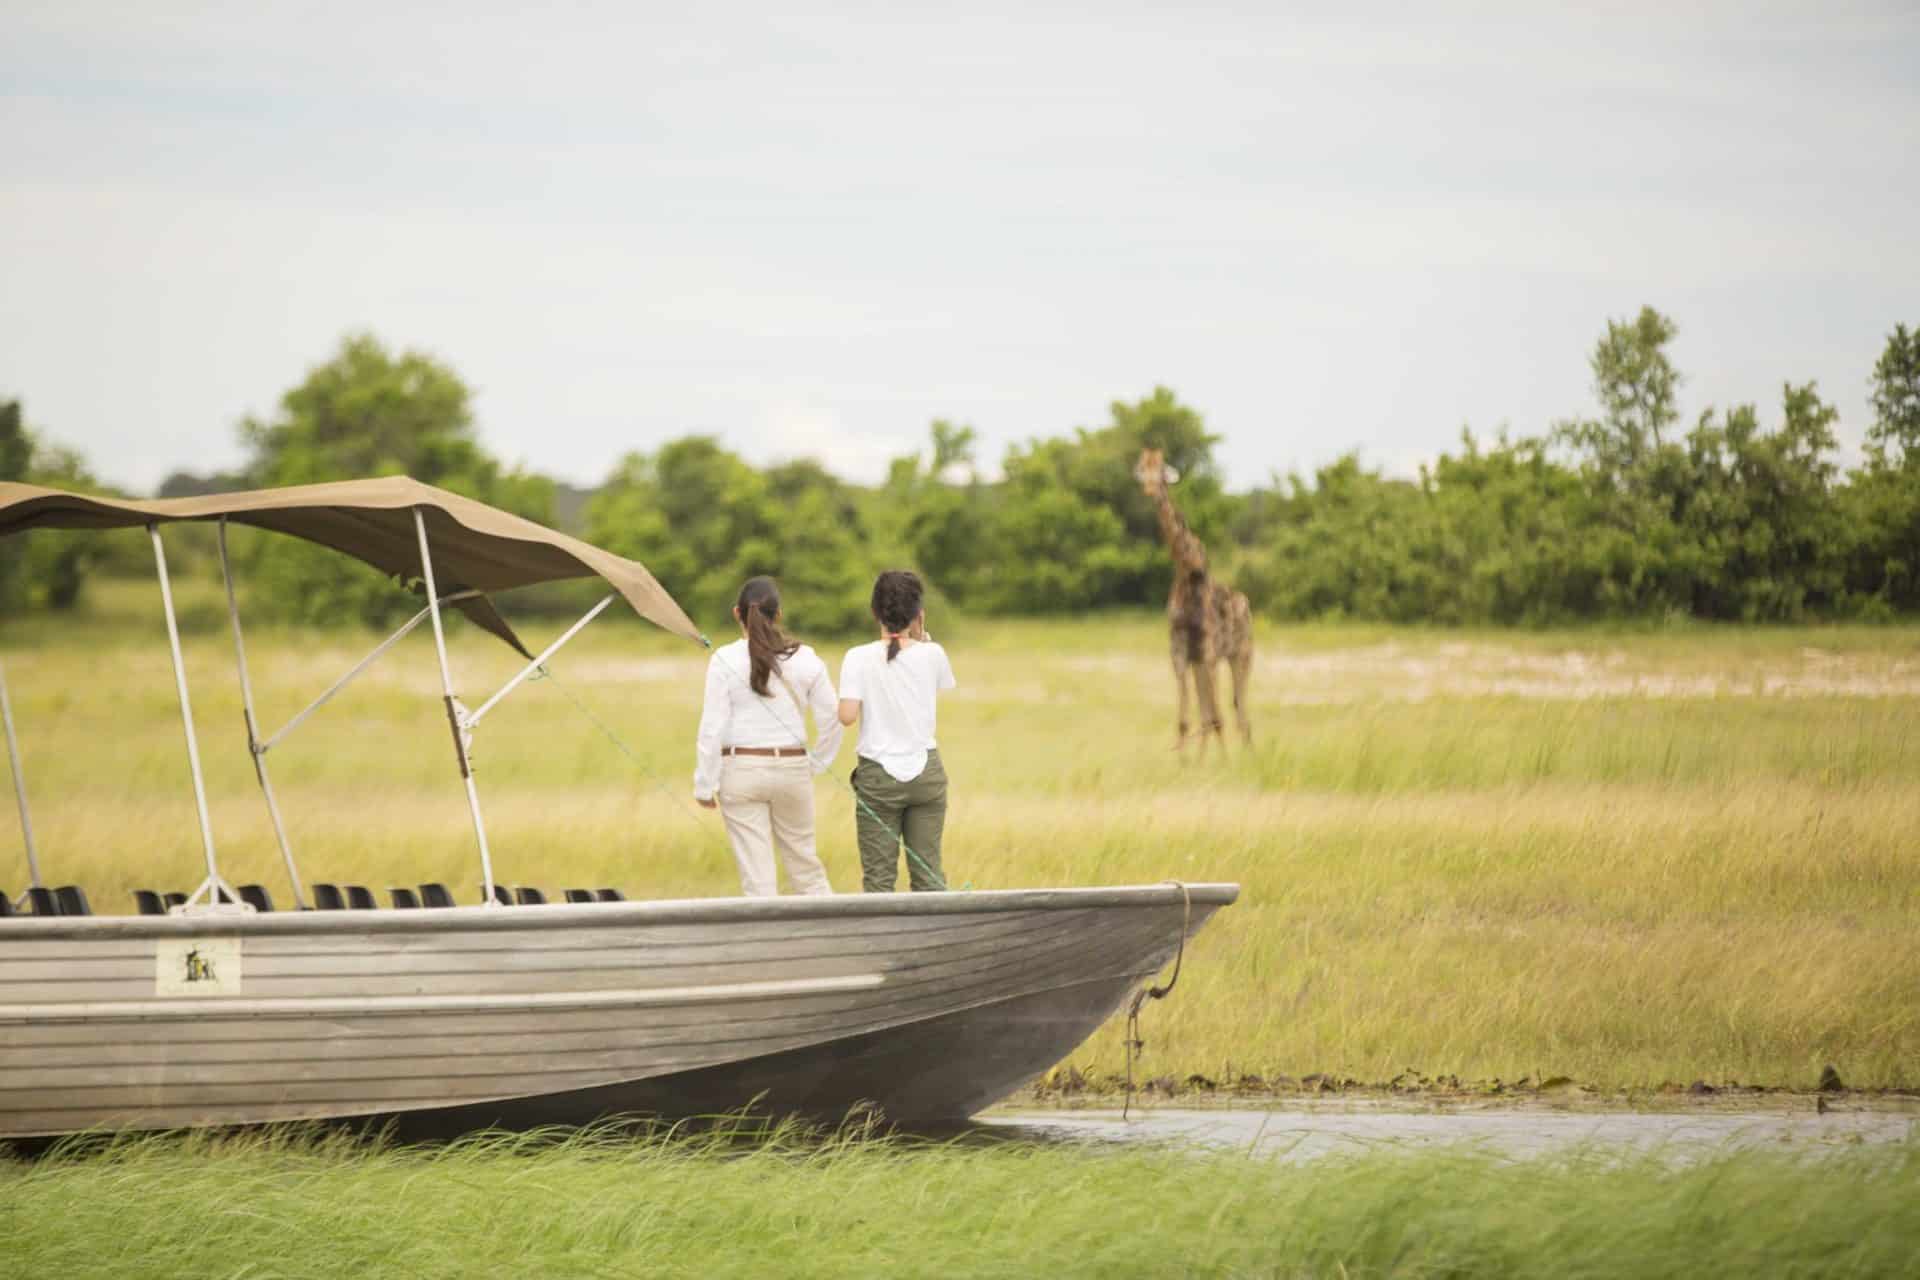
[238,334,553,626]
[1,399,112,611]
[1867,323,1920,466]
[1557,306,1682,492]
[928,420,977,478]
[585,438,874,635]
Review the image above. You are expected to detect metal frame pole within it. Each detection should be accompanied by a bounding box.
[0,657,42,888]
[466,594,616,727]
[151,524,221,888]
[413,507,497,906]
[218,518,306,909]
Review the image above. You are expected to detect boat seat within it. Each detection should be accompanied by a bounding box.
[163,892,188,909]
[54,885,92,916]
[238,884,274,913]
[488,884,514,906]
[133,889,167,915]
[514,886,547,905]
[26,886,59,916]
[595,888,625,902]
[344,885,377,910]
[564,888,596,904]
[312,883,347,911]
[0,891,13,917]
[389,887,420,909]
[418,883,455,909]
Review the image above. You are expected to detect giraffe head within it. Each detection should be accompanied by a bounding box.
[1134,448,1180,496]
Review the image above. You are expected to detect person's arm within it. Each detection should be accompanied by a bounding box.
[692,655,729,806]
[806,657,844,773]
[836,649,864,728]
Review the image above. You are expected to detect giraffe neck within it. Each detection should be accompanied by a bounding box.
[1149,484,1206,575]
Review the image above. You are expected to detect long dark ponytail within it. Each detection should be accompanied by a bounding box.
[736,576,799,696]
[870,570,924,662]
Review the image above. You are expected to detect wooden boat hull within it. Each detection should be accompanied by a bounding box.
[0,884,1235,1138]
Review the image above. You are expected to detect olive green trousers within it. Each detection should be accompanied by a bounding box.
[851,750,948,893]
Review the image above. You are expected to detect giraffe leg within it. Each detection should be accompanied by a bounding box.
[1171,647,1192,752]
[1191,655,1224,762]
[1230,647,1253,745]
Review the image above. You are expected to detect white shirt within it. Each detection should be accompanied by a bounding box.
[693,640,843,801]
[838,639,957,782]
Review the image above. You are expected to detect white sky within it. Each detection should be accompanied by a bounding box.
[3,1,1916,494]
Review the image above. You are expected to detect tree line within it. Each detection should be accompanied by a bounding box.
[4,312,1918,631]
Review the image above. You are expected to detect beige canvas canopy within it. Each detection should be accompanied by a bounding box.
[0,476,701,651]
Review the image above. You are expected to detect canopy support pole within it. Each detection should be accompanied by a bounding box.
[218,519,306,910]
[413,507,497,907]
[0,657,41,889]
[467,594,616,728]
[152,524,235,909]
[257,589,480,753]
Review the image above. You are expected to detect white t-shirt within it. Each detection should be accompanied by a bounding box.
[692,640,842,801]
[838,639,957,782]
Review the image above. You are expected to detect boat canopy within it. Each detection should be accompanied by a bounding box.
[0,476,701,649]
[2,475,703,914]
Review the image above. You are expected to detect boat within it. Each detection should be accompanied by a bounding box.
[0,477,1238,1139]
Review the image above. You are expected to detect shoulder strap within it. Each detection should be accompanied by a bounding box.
[771,664,812,750]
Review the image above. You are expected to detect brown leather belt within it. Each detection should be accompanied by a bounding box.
[722,746,808,758]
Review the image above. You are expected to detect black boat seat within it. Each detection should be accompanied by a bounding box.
[238,884,274,913]
[0,891,13,917]
[514,886,547,905]
[133,889,166,915]
[54,885,92,916]
[488,884,514,906]
[564,888,596,904]
[26,886,59,915]
[389,887,420,909]
[344,885,377,910]
[163,892,188,909]
[595,888,624,902]
[418,883,455,909]
[312,883,347,911]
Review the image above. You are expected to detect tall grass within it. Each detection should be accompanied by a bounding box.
[3,581,1917,1089]
[4,1125,1917,1278]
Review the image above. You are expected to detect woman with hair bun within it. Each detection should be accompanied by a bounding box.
[837,570,957,893]
[693,576,842,896]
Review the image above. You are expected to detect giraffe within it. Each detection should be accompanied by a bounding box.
[1134,448,1254,757]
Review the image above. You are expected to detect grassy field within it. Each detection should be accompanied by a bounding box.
[3,577,1918,1091]
[4,1125,1918,1279]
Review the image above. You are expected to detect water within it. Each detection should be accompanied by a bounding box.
[981,1101,1918,1163]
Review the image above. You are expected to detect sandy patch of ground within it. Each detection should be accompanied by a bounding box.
[1065,644,1920,703]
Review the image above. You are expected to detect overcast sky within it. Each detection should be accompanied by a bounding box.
[3,1,1916,495]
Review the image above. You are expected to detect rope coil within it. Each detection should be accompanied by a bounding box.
[1123,879,1191,1120]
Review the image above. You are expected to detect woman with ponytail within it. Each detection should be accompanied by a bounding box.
[693,577,842,896]
[836,570,958,893]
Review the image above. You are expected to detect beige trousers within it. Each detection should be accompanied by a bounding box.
[716,755,833,897]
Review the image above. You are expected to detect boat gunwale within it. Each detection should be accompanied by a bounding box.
[0,882,1239,940]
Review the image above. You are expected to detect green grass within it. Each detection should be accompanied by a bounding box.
[3,578,1919,1090]
[3,1125,1917,1279]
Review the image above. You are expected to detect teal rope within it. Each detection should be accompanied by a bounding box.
[531,666,717,841]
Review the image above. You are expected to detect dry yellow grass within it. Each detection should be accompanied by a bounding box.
[3,580,1917,1089]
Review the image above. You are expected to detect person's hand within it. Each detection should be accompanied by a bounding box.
[696,796,718,809]
[910,613,928,641]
